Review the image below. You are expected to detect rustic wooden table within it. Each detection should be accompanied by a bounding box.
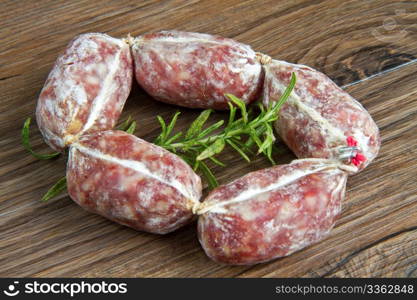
[1,0,416,278]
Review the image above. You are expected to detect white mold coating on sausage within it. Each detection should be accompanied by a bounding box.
[197,158,347,265]
[131,31,263,109]
[36,33,132,151]
[67,130,202,234]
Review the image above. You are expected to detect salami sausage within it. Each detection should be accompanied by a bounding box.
[262,59,380,173]
[36,33,133,151]
[197,159,347,265]
[66,130,202,234]
[131,31,263,109]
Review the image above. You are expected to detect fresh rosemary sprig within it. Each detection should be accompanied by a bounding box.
[154,72,296,188]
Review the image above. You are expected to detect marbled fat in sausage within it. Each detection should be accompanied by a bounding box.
[67,130,202,234]
[36,33,132,151]
[131,31,263,109]
[263,59,380,173]
[197,159,347,265]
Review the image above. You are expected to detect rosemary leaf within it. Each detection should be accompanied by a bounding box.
[41,177,67,202]
[116,116,132,131]
[166,111,181,138]
[125,120,137,134]
[258,129,274,154]
[229,138,254,155]
[154,115,167,144]
[227,102,236,127]
[197,138,225,161]
[197,161,219,189]
[226,139,251,162]
[275,72,296,108]
[197,120,224,139]
[192,158,200,171]
[165,131,183,145]
[208,156,226,167]
[22,117,61,160]
[226,94,248,124]
[185,109,212,139]
[249,127,263,148]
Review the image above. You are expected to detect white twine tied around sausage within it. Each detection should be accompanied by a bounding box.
[255,52,272,65]
[123,33,135,46]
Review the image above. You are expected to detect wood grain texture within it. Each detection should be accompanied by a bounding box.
[0,0,416,277]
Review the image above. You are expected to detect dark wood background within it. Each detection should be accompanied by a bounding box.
[1,0,416,277]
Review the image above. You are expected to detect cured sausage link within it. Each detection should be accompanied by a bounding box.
[66,130,202,234]
[197,159,347,265]
[262,59,380,173]
[131,31,263,110]
[36,33,133,151]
